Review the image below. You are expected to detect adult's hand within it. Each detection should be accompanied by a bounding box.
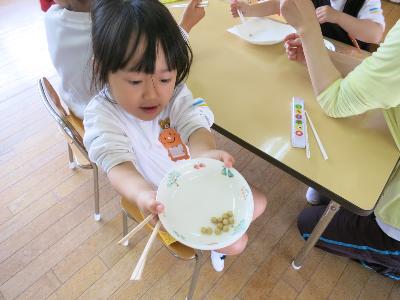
[279,0,319,36]
[284,33,306,64]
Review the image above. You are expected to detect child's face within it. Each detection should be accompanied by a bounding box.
[108,45,177,121]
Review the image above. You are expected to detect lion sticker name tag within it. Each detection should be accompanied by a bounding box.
[158,118,190,162]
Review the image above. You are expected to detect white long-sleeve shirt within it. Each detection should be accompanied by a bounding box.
[44,5,93,119]
[83,83,214,188]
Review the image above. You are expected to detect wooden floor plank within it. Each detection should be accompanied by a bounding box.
[0,198,120,299]
[50,257,108,300]
[358,272,395,300]
[296,255,349,300]
[14,271,60,300]
[328,260,371,300]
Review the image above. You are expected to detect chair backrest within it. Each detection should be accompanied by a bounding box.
[38,77,89,163]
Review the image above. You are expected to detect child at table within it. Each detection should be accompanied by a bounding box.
[83,0,267,272]
[230,0,385,51]
[44,0,206,119]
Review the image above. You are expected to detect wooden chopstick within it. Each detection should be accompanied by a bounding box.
[130,221,161,280]
[304,111,328,160]
[118,214,156,245]
[305,115,311,159]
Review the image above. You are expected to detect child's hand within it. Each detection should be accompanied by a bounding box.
[284,33,306,64]
[136,190,164,216]
[197,149,235,168]
[230,0,250,18]
[316,5,340,24]
[180,0,206,34]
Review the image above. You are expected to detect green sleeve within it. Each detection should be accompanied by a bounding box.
[317,21,400,118]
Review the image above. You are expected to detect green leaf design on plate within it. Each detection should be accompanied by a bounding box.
[221,167,227,176]
[227,169,234,178]
[167,171,181,188]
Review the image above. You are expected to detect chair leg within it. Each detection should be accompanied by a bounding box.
[67,143,77,169]
[186,250,203,300]
[122,210,129,247]
[92,163,101,221]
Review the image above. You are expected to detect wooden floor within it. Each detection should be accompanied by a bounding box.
[1,0,399,299]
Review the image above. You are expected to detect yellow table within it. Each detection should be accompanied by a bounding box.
[171,0,400,268]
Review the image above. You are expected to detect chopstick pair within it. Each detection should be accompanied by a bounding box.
[304,110,328,160]
[168,1,208,8]
[118,214,156,245]
[117,214,161,281]
[131,221,161,280]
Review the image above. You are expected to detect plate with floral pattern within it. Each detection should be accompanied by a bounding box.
[157,158,254,250]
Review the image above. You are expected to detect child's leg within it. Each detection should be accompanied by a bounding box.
[210,187,267,271]
[251,186,267,221]
[216,186,267,255]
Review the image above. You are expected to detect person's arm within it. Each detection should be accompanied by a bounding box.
[284,33,364,76]
[282,0,400,117]
[83,99,163,215]
[281,0,342,96]
[108,162,164,215]
[179,0,205,34]
[315,6,384,44]
[188,128,235,167]
[230,0,280,18]
[170,85,235,166]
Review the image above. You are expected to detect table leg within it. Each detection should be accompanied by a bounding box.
[292,200,341,269]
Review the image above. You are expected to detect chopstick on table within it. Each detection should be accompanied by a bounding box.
[118,214,156,245]
[304,111,328,160]
[130,221,161,280]
[305,115,311,159]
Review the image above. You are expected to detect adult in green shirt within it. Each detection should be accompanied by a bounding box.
[280,0,400,280]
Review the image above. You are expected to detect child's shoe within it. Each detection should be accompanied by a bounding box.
[306,187,321,205]
[210,250,226,272]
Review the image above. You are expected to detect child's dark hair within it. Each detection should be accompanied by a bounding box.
[91,0,193,92]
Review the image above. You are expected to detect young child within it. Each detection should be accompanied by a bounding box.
[230,0,385,50]
[83,0,267,272]
[44,0,206,119]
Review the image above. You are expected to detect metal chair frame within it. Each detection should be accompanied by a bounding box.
[38,77,100,221]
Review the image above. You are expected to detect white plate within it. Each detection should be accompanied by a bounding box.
[157,158,254,250]
[323,39,336,51]
[227,17,296,45]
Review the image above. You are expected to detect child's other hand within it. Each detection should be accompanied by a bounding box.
[230,0,250,18]
[316,5,340,24]
[284,33,306,64]
[180,0,206,34]
[136,190,164,216]
[198,149,235,168]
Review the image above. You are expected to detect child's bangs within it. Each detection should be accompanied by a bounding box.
[123,27,183,76]
[91,0,192,90]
